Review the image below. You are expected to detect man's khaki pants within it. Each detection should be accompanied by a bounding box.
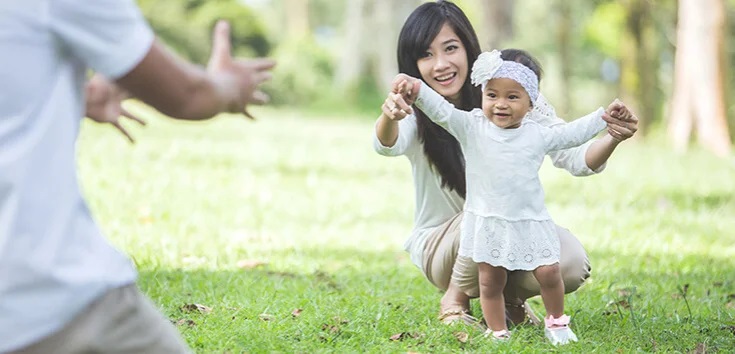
[11,284,191,354]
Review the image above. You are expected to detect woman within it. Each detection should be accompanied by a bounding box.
[372,0,638,327]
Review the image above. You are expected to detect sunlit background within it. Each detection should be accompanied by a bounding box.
[139,0,735,157]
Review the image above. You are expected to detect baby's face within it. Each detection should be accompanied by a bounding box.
[481,78,532,129]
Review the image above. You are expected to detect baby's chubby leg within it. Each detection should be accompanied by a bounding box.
[533,263,564,319]
[477,262,508,332]
[535,263,579,345]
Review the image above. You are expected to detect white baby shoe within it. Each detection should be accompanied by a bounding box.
[544,314,578,345]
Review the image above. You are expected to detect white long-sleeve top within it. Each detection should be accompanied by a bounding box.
[414,82,606,220]
[373,85,606,270]
[413,82,606,269]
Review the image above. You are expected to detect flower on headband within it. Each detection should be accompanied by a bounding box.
[470,50,502,87]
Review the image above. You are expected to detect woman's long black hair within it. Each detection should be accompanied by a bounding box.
[396,0,482,199]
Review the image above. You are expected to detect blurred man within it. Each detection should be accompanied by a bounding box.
[0,0,275,352]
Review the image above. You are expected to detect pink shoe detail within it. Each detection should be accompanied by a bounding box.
[544,314,570,328]
[543,315,578,345]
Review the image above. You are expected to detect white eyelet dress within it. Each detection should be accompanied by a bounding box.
[414,82,605,270]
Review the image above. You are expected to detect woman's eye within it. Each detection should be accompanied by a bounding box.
[446,45,458,52]
[420,51,432,58]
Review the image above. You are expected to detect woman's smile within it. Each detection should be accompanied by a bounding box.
[435,72,457,86]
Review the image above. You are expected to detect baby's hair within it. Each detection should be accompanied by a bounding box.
[500,49,543,83]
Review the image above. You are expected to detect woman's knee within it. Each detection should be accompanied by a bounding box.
[451,255,480,298]
[556,225,592,293]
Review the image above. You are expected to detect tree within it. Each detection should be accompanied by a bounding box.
[668,0,731,156]
[284,0,310,38]
[335,0,366,88]
[555,0,572,116]
[619,0,659,136]
[480,0,514,50]
[334,0,418,91]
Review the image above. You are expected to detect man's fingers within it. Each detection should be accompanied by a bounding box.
[208,20,232,69]
[250,90,270,105]
[243,58,277,71]
[255,71,273,85]
[242,108,256,120]
[112,121,135,144]
[233,60,275,84]
[121,107,146,126]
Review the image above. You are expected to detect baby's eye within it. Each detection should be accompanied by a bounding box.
[487,93,497,98]
[509,94,519,100]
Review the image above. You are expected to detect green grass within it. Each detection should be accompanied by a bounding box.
[77,104,735,353]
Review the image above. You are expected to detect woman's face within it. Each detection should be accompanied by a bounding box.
[416,23,468,105]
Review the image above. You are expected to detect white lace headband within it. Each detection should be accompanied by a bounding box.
[470,50,539,104]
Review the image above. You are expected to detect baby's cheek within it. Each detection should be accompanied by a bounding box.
[482,104,493,117]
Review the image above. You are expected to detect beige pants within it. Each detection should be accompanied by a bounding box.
[11,284,191,354]
[422,212,591,300]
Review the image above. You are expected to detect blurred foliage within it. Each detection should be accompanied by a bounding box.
[135,0,735,125]
[727,1,735,138]
[138,0,269,64]
[584,2,627,58]
[267,37,333,106]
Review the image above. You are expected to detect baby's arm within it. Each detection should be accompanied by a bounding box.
[406,80,474,141]
[541,108,607,153]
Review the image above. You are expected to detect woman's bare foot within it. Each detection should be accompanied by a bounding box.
[438,283,484,329]
[440,282,471,315]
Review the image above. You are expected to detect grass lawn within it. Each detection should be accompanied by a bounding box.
[78,105,735,353]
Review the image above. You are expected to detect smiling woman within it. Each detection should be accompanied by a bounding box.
[372,0,639,335]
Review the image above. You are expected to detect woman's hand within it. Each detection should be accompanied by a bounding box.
[85,74,146,143]
[382,74,422,121]
[602,99,638,142]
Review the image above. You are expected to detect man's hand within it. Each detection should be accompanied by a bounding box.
[206,20,276,119]
[85,74,146,143]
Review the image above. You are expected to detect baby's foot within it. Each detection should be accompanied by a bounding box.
[544,315,578,345]
[484,328,511,341]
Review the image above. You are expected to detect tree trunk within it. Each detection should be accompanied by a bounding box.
[284,0,309,38]
[669,0,730,156]
[555,0,572,117]
[373,0,398,90]
[481,0,514,50]
[620,0,658,137]
[334,0,365,88]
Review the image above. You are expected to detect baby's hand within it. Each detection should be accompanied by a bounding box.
[603,98,638,142]
[391,74,421,104]
[382,74,421,120]
[605,98,634,120]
